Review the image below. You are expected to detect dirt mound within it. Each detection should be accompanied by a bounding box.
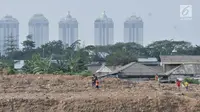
[0,75,200,112]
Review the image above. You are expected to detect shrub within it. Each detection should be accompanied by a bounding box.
[184,78,200,84]
[79,70,93,77]
[7,67,16,75]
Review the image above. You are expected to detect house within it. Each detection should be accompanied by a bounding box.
[165,64,200,82]
[160,55,200,72]
[105,62,165,80]
[95,64,112,77]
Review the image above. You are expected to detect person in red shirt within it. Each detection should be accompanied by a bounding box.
[176,79,181,91]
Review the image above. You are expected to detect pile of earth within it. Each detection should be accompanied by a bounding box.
[0,74,200,112]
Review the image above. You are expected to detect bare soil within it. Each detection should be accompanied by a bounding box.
[0,74,200,112]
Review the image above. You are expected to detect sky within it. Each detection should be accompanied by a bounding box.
[0,0,199,48]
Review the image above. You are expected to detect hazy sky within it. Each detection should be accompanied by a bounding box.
[0,0,199,48]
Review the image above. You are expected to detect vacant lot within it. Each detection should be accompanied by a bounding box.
[0,75,200,112]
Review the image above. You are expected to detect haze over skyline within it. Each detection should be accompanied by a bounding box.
[0,0,199,48]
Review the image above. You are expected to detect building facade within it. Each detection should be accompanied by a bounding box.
[59,12,78,46]
[29,14,49,48]
[0,15,19,55]
[124,15,143,45]
[94,11,114,46]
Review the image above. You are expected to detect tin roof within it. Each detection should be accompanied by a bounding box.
[160,55,200,64]
[109,62,164,76]
[165,64,200,75]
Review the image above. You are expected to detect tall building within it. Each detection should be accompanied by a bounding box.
[59,11,78,46]
[94,11,114,46]
[29,14,49,48]
[0,15,19,55]
[124,15,143,45]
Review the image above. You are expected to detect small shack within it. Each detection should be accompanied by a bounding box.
[160,55,200,72]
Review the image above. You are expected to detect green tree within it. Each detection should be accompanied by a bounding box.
[105,42,143,65]
[55,40,88,74]
[22,54,52,74]
[146,40,193,60]
[192,45,200,55]
[4,34,19,58]
[40,40,65,58]
[22,35,35,51]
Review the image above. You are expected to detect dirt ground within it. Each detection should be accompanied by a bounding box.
[0,75,200,112]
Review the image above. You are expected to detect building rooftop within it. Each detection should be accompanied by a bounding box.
[165,64,200,75]
[59,11,78,24]
[29,14,49,24]
[1,15,19,23]
[125,15,143,23]
[109,62,164,76]
[95,11,113,23]
[96,64,112,73]
[160,55,200,64]
[138,57,158,62]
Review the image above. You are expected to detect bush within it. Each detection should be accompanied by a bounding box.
[184,78,200,84]
[7,67,16,75]
[79,70,93,77]
[53,71,65,75]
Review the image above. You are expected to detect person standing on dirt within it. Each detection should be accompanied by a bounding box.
[176,79,181,91]
[95,79,99,89]
[155,74,159,81]
[184,81,189,91]
[92,74,98,87]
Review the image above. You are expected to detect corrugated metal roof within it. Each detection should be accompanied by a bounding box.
[110,62,135,75]
[96,64,112,73]
[109,62,165,76]
[165,64,200,75]
[138,57,158,62]
[165,66,181,75]
[160,55,200,64]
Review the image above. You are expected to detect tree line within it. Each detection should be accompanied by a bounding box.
[0,35,200,75]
